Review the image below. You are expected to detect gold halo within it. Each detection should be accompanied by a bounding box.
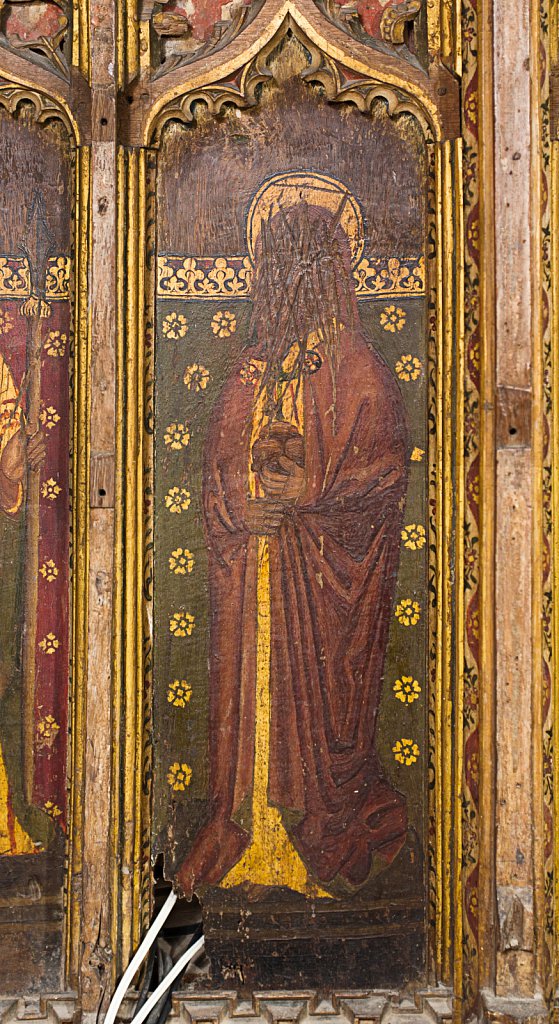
[246,171,365,267]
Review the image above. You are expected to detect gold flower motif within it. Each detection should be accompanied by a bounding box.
[469,610,480,640]
[395,354,422,381]
[164,422,190,450]
[44,330,67,357]
[44,800,62,819]
[464,92,478,126]
[240,359,262,386]
[169,547,194,575]
[40,405,60,431]
[39,632,59,654]
[183,364,210,392]
[211,310,237,338]
[401,524,426,550]
[468,475,480,504]
[164,486,191,513]
[470,340,480,370]
[395,598,421,626]
[162,311,189,339]
[393,676,422,704]
[41,478,62,500]
[380,305,406,333]
[393,738,420,766]
[169,611,195,637]
[465,543,477,570]
[468,752,480,785]
[167,761,192,791]
[0,310,14,335]
[468,220,480,249]
[167,679,193,708]
[411,447,425,462]
[40,559,59,582]
[37,714,60,748]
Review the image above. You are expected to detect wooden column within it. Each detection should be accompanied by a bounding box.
[492,0,543,1003]
[79,0,117,1018]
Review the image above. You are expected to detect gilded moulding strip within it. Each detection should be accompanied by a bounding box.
[110,146,150,977]
[442,140,458,992]
[429,139,457,989]
[112,145,157,978]
[426,0,460,75]
[156,253,426,301]
[71,0,90,81]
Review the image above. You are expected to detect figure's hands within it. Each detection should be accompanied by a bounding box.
[1,426,46,482]
[260,455,305,501]
[1,429,26,483]
[245,499,286,535]
[25,427,47,471]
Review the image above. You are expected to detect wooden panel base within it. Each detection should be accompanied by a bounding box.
[0,846,64,995]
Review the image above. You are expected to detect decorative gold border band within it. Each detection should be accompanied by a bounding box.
[0,255,71,300]
[157,253,426,300]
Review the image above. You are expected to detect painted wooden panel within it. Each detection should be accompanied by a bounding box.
[151,52,429,989]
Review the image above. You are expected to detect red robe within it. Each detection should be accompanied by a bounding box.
[176,324,409,896]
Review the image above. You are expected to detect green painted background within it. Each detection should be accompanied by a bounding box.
[152,291,427,882]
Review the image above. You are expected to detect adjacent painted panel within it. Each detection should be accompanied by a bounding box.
[0,109,72,994]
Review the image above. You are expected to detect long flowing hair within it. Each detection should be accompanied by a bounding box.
[250,198,359,418]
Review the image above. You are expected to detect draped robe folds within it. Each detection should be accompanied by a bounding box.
[176,324,410,897]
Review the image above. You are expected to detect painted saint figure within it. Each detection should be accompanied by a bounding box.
[177,189,410,897]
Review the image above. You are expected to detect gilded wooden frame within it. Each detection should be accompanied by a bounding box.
[0,0,554,1017]
[113,0,481,1011]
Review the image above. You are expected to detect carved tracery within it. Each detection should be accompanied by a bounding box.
[149,17,434,143]
[313,0,425,62]
[0,76,73,133]
[149,0,266,78]
[0,1,71,79]
[144,0,426,80]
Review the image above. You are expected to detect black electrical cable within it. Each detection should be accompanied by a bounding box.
[134,946,157,1016]
[150,922,205,1024]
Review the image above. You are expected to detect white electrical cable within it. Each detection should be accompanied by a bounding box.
[104,890,178,1024]
[129,934,205,1024]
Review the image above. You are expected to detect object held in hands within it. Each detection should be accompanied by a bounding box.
[251,420,304,477]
